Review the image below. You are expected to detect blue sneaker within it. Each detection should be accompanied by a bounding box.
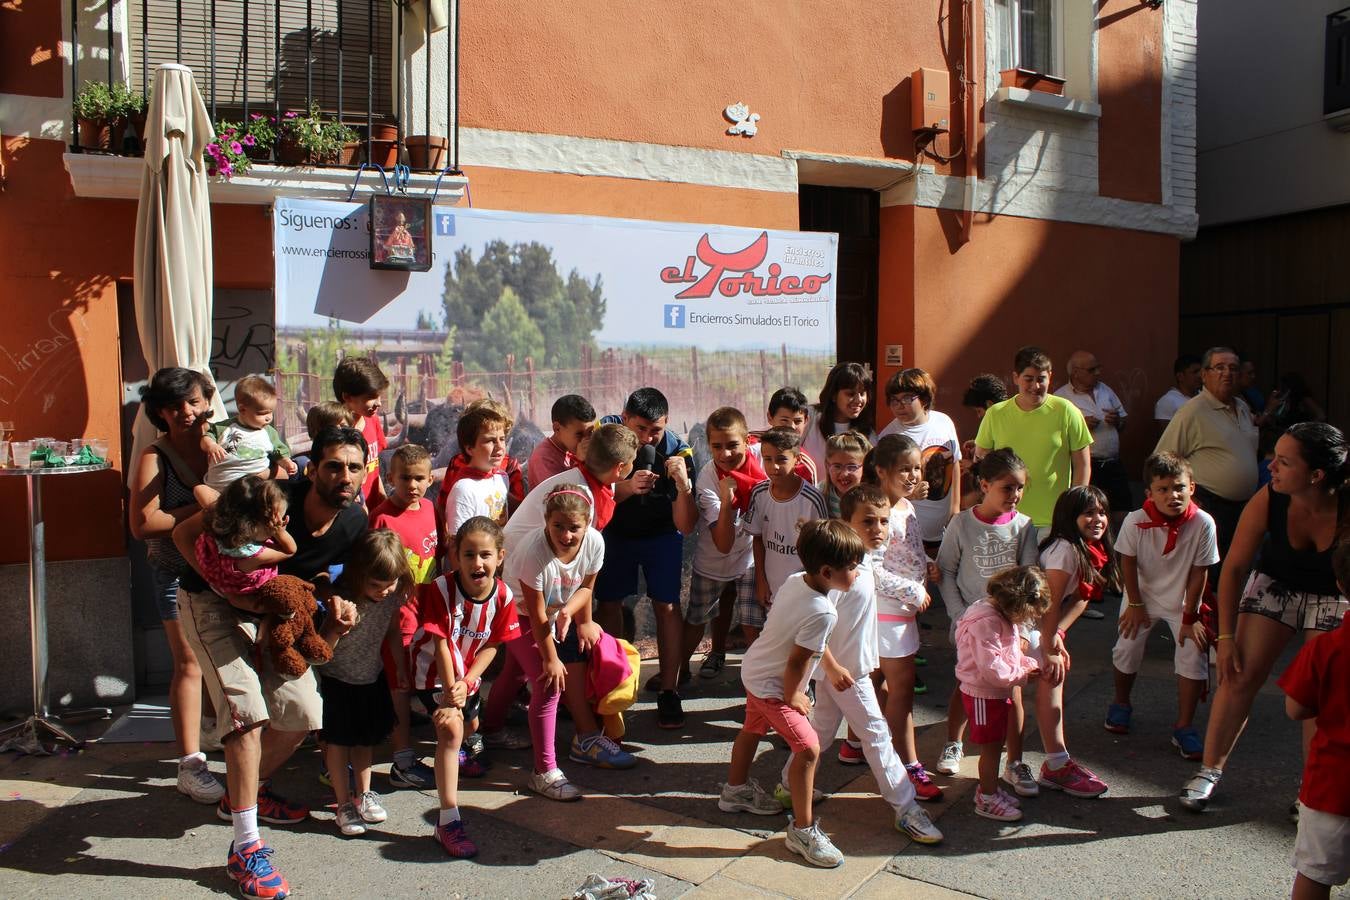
[227,840,290,899]
[1104,702,1132,734]
[1171,726,1203,760]
[569,732,637,769]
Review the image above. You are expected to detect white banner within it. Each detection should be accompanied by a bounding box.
[274,198,836,351]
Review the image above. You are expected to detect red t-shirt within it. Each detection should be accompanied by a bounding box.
[369,499,439,586]
[409,574,519,693]
[527,436,574,490]
[1277,621,1350,816]
[359,415,387,504]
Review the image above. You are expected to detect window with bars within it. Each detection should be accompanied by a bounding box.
[127,0,395,122]
[994,0,1058,77]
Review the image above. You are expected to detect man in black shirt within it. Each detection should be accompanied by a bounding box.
[174,426,367,899]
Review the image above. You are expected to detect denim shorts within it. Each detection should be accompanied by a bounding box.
[151,566,182,622]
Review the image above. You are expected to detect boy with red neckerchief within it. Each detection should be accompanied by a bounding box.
[682,407,767,673]
[500,423,636,553]
[1105,452,1219,759]
[437,403,513,536]
[368,442,442,790]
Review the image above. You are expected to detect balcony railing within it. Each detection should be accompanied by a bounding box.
[70,0,460,174]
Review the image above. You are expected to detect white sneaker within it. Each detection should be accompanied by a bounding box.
[718,779,783,816]
[176,757,225,804]
[356,790,388,823]
[896,804,943,845]
[528,768,582,802]
[974,788,1023,822]
[785,815,844,868]
[336,801,367,836]
[1002,760,1040,797]
[935,741,964,776]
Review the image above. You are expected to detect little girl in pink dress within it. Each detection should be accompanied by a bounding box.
[194,474,297,596]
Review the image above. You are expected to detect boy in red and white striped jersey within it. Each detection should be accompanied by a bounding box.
[411,516,520,858]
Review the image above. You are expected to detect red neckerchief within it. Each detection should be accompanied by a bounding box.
[577,465,617,530]
[1136,498,1198,556]
[716,446,767,515]
[1078,540,1108,601]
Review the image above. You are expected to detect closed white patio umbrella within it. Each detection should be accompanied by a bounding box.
[131,62,226,463]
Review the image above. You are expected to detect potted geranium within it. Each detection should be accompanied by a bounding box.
[277,103,357,166]
[73,81,115,151]
[204,122,253,179]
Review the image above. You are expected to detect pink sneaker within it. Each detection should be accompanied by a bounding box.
[974,788,1023,822]
[995,786,1022,808]
[433,819,479,858]
[1038,759,1108,798]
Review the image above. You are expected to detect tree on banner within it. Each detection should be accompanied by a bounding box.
[441,240,606,370]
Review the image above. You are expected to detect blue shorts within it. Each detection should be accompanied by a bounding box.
[151,567,181,622]
[594,531,684,606]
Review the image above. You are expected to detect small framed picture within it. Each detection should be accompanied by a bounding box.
[369,194,432,271]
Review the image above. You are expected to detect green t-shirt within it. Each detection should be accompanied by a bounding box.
[974,395,1092,527]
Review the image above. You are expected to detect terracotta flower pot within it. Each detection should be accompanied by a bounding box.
[127,112,148,156]
[276,137,310,166]
[999,67,1066,96]
[368,138,400,168]
[78,118,111,151]
[339,141,362,165]
[370,122,399,142]
[405,135,447,171]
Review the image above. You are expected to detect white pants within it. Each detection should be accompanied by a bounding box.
[780,675,916,814]
[1110,599,1208,681]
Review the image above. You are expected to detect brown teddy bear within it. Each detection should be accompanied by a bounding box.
[254,575,332,677]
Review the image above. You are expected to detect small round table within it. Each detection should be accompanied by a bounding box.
[0,462,113,754]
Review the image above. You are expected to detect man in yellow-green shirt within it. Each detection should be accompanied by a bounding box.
[975,346,1093,528]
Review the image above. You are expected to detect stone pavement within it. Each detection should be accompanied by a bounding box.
[0,606,1334,899]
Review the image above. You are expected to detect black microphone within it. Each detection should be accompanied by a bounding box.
[634,443,657,505]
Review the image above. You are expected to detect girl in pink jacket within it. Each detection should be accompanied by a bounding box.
[954,566,1051,823]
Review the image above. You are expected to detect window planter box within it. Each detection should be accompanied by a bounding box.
[999,68,1066,96]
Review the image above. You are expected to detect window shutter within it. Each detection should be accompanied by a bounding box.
[128,0,394,121]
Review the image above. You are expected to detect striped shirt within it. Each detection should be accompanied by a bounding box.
[409,574,519,692]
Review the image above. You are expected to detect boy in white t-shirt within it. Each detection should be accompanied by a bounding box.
[778,483,943,846]
[747,428,829,610]
[441,404,512,536]
[1105,452,1219,760]
[718,520,864,869]
[682,407,763,666]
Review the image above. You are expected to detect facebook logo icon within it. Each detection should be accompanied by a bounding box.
[435,213,455,236]
[663,304,686,328]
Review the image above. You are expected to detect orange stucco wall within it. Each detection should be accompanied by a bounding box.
[461,0,974,175]
[455,165,799,228]
[0,137,274,565]
[0,1,63,98]
[894,207,1179,470]
[1097,0,1164,203]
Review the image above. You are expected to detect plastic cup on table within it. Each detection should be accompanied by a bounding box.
[0,441,9,468]
[91,439,109,462]
[49,441,70,461]
[71,438,87,454]
[12,441,35,468]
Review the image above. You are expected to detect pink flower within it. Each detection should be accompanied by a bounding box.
[220,162,233,177]
[230,141,242,154]
[284,111,298,119]
[242,134,256,147]
[251,113,264,120]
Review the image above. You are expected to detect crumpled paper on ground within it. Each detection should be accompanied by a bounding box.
[570,873,657,900]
